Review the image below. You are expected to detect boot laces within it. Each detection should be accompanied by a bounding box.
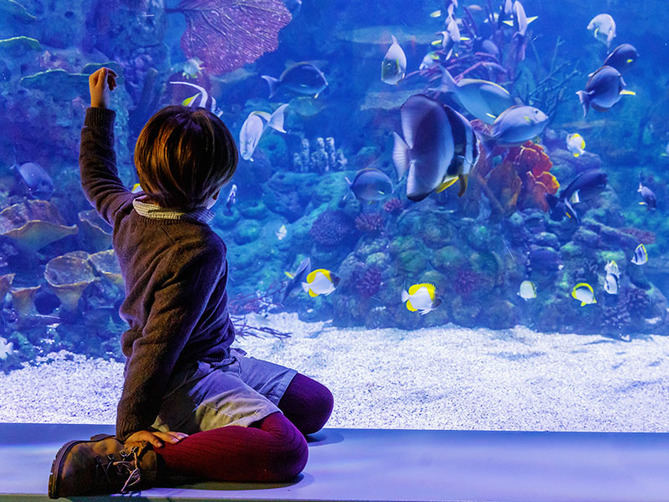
[95,446,142,494]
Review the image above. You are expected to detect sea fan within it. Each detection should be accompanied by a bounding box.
[169,0,292,75]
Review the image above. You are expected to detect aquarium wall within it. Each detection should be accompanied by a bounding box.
[0,0,668,431]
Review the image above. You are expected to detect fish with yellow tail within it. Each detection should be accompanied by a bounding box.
[302,268,340,297]
[566,133,586,157]
[571,283,596,306]
[401,283,441,315]
[630,244,648,265]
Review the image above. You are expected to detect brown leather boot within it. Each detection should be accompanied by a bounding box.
[48,433,159,498]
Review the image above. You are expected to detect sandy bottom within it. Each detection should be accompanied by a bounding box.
[1,313,668,432]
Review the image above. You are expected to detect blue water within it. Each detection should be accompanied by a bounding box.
[0,0,668,378]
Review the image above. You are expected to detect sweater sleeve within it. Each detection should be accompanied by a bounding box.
[115,246,225,442]
[79,107,131,227]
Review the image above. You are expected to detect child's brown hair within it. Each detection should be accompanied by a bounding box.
[134,105,238,211]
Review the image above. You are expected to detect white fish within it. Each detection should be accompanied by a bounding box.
[518,280,536,300]
[604,273,618,295]
[605,260,620,278]
[239,104,289,161]
[401,283,441,315]
[0,336,13,360]
[566,133,586,157]
[276,224,287,240]
[504,1,537,37]
[571,283,597,306]
[569,190,580,204]
[587,13,616,48]
[381,35,407,85]
[631,244,648,265]
[180,57,204,79]
[302,268,339,297]
[170,81,223,117]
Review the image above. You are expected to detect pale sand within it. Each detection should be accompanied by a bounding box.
[1,312,668,432]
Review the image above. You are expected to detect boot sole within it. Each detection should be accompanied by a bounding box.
[48,439,82,499]
[48,434,116,499]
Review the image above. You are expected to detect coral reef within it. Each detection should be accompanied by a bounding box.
[354,213,384,234]
[293,137,348,173]
[309,210,356,248]
[355,266,382,298]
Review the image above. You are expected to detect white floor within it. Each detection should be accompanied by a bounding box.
[2,423,669,502]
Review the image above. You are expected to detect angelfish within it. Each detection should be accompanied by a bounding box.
[284,257,311,301]
[239,104,289,161]
[381,35,407,85]
[302,268,340,297]
[566,133,586,157]
[392,94,479,201]
[401,283,441,315]
[571,283,596,306]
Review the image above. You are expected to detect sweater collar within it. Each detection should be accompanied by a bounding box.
[132,196,214,224]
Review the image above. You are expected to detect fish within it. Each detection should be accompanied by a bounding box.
[276,224,287,240]
[605,260,620,278]
[602,44,638,73]
[571,283,597,306]
[631,244,648,266]
[430,9,443,18]
[302,268,340,297]
[546,169,608,223]
[0,336,13,360]
[518,280,536,300]
[587,13,616,48]
[604,273,618,295]
[566,133,586,157]
[284,257,311,301]
[381,35,407,85]
[131,183,143,193]
[480,105,548,153]
[503,1,538,38]
[239,104,289,161]
[345,167,394,203]
[392,94,479,201]
[262,62,328,99]
[576,65,635,117]
[401,283,441,315]
[637,182,657,210]
[432,66,514,124]
[225,184,237,214]
[419,51,443,71]
[15,161,54,199]
[179,57,204,79]
[170,81,223,117]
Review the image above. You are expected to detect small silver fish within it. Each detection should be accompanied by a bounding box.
[587,13,616,48]
[381,35,407,85]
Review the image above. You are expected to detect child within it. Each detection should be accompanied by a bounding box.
[48,67,334,498]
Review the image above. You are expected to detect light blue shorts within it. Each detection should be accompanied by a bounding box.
[150,348,298,434]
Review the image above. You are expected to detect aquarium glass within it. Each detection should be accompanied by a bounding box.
[0,0,668,432]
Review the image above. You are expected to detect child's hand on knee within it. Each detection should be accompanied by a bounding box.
[88,67,117,109]
[124,429,189,450]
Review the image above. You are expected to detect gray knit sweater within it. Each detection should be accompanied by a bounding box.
[79,107,235,442]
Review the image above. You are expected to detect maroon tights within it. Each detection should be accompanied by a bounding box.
[154,373,334,482]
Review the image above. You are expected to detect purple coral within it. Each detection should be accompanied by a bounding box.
[383,197,403,215]
[455,268,479,297]
[355,213,384,234]
[310,210,355,247]
[356,266,382,298]
[172,0,292,75]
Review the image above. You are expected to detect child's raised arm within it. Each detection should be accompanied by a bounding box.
[80,67,132,226]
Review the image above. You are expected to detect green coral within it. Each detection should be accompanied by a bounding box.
[0,0,36,21]
[20,69,89,100]
[0,36,40,57]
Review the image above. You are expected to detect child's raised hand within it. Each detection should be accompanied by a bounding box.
[88,67,117,109]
